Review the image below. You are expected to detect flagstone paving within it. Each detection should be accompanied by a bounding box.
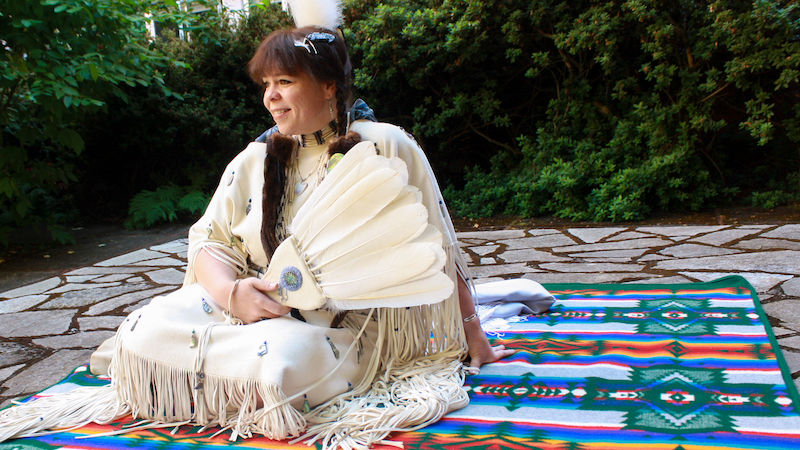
[1,224,798,407]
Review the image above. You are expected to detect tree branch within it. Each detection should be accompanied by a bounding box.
[700,83,730,103]
[465,120,517,154]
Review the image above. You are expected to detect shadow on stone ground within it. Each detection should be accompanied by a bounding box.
[0,222,191,294]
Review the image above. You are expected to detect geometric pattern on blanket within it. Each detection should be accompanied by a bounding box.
[3,276,799,450]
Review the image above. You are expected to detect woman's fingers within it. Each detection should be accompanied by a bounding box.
[251,278,292,317]
[254,295,292,318]
[232,278,291,323]
[253,278,279,292]
[467,344,516,373]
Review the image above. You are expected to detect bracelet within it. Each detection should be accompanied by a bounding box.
[226,279,242,324]
[463,313,479,323]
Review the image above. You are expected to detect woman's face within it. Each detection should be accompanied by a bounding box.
[262,72,336,136]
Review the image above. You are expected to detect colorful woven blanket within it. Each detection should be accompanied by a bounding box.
[2,276,799,449]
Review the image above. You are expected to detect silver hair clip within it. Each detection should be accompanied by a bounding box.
[294,32,336,55]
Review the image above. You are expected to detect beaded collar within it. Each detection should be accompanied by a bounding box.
[297,121,338,147]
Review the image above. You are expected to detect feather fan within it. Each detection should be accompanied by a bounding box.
[285,0,344,30]
[262,141,454,311]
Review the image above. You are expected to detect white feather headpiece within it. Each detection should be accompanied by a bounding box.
[284,0,344,30]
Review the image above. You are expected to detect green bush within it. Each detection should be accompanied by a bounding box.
[0,0,211,244]
[8,0,800,240]
[73,4,291,227]
[345,0,800,221]
[751,190,799,209]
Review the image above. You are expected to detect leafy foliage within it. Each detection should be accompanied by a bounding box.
[751,190,799,209]
[345,0,800,221]
[0,0,212,244]
[6,0,800,241]
[125,185,210,229]
[74,3,291,229]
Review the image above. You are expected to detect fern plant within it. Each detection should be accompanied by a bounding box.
[125,185,210,229]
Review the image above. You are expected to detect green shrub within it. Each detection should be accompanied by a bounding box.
[751,190,799,209]
[346,0,800,221]
[73,4,291,226]
[0,0,212,244]
[9,0,800,239]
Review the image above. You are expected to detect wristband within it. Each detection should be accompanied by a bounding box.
[463,313,479,323]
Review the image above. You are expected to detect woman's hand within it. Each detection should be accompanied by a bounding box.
[463,319,515,374]
[194,249,291,324]
[457,277,515,373]
[229,277,291,324]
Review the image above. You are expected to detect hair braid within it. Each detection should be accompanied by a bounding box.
[335,88,348,135]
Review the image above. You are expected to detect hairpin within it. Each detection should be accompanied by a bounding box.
[294,32,336,54]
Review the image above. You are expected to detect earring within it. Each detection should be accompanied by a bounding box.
[329,99,335,120]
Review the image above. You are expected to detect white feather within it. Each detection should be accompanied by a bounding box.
[403,230,447,283]
[332,273,454,310]
[309,202,429,272]
[289,142,377,223]
[285,0,344,30]
[291,154,407,228]
[319,243,439,300]
[411,223,444,247]
[296,168,405,255]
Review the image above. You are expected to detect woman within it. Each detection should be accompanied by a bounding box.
[190,25,511,371]
[181,22,515,445]
[0,14,513,450]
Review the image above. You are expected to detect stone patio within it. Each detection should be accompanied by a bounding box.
[1,224,799,407]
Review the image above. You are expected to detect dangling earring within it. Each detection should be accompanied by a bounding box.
[329,99,335,120]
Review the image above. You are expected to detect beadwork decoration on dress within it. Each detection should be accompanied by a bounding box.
[201,298,213,314]
[280,266,303,291]
[326,335,340,359]
[227,171,235,186]
[130,314,141,331]
[194,371,205,390]
[257,341,268,356]
[189,329,197,348]
[245,198,252,215]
